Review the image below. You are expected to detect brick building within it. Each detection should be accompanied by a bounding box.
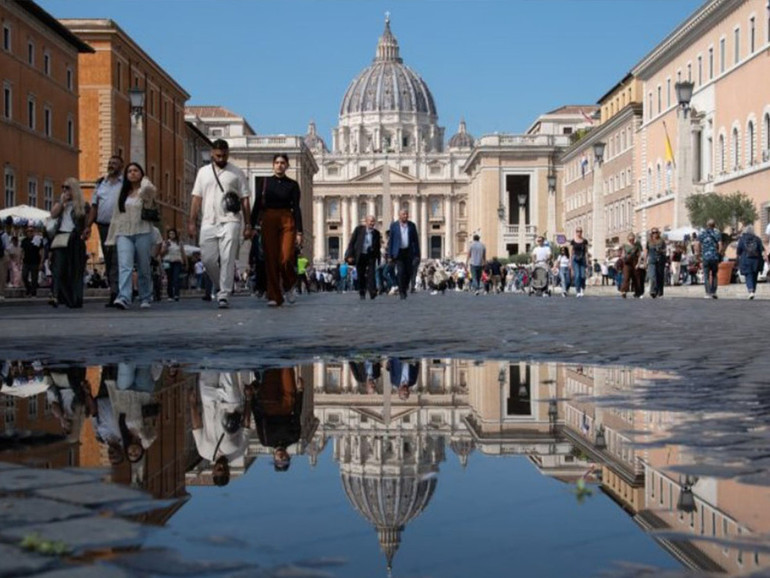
[0,0,92,212]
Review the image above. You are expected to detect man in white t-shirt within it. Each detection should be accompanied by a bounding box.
[531,236,551,265]
[188,140,251,309]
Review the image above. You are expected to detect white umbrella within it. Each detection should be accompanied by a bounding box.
[0,205,51,222]
[663,227,696,241]
[184,244,201,254]
[1,378,50,399]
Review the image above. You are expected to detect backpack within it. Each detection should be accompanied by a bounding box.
[745,235,760,258]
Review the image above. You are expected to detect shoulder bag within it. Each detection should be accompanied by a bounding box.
[141,198,160,223]
[213,164,241,214]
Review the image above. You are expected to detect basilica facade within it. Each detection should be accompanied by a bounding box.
[306,17,474,263]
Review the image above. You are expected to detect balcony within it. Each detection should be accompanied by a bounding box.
[502,225,538,244]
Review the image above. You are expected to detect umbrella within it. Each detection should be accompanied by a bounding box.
[0,205,51,222]
[184,244,201,254]
[1,378,50,399]
[662,227,696,241]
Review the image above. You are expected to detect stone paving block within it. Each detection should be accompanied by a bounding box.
[29,564,136,578]
[0,468,94,493]
[34,482,150,508]
[0,543,56,576]
[0,516,145,554]
[110,548,259,576]
[0,497,92,528]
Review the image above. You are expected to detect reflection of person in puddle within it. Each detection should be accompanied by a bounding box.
[109,363,161,467]
[249,368,303,472]
[349,359,381,394]
[190,371,250,486]
[46,366,89,438]
[386,358,418,400]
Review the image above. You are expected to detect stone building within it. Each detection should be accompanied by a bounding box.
[0,0,92,212]
[61,18,190,233]
[631,0,770,234]
[561,77,642,259]
[307,17,473,263]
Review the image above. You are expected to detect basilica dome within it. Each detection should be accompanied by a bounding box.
[448,119,475,149]
[339,17,437,118]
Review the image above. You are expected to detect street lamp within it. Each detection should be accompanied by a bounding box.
[497,204,505,221]
[675,80,695,114]
[677,475,698,513]
[128,88,146,169]
[547,174,557,192]
[594,424,607,450]
[592,141,606,166]
[517,191,528,254]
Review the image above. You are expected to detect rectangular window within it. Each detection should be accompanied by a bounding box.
[709,47,714,78]
[734,28,741,64]
[43,180,53,210]
[687,63,692,82]
[750,17,756,52]
[28,178,38,207]
[2,24,10,51]
[666,78,671,108]
[44,107,51,137]
[657,86,662,114]
[720,38,726,73]
[3,84,10,119]
[28,396,37,418]
[27,97,35,130]
[66,117,73,146]
[43,51,50,76]
[66,67,73,91]
[116,61,122,92]
[697,55,703,85]
[27,41,34,65]
[5,168,16,207]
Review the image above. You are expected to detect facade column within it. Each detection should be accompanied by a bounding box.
[409,197,418,223]
[419,196,428,259]
[674,110,695,229]
[367,197,375,219]
[592,161,606,262]
[313,197,324,263]
[351,194,359,228]
[444,195,454,259]
[420,359,429,392]
[341,197,351,260]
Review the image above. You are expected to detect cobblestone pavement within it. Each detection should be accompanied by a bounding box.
[1,287,768,391]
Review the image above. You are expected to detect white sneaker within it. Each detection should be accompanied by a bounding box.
[114,298,129,310]
[704,294,712,299]
[140,301,151,309]
[284,289,296,304]
[749,292,755,300]
[267,300,278,307]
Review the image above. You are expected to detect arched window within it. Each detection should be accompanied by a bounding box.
[459,201,467,218]
[747,121,755,165]
[732,127,740,169]
[764,113,770,157]
[718,134,726,173]
[647,167,652,198]
[656,163,662,193]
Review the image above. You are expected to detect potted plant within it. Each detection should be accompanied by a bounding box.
[686,191,759,285]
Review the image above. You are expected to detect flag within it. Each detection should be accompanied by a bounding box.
[581,108,595,125]
[580,155,589,179]
[663,121,676,167]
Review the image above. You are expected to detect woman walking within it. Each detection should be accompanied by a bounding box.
[570,227,589,297]
[161,228,187,301]
[619,232,644,298]
[736,224,765,299]
[251,154,303,307]
[557,246,571,296]
[106,163,157,310]
[644,228,667,298]
[48,178,89,308]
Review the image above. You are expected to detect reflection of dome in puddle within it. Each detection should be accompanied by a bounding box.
[337,433,443,572]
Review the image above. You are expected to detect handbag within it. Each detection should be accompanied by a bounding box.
[50,232,71,250]
[45,216,61,239]
[141,200,160,223]
[212,164,241,214]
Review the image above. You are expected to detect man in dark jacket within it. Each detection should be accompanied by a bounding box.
[386,209,420,300]
[345,214,381,300]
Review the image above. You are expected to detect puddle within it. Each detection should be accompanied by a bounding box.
[1,359,768,577]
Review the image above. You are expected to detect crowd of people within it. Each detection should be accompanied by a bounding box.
[2,139,768,307]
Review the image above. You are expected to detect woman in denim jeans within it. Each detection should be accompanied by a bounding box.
[557,246,571,296]
[105,163,157,310]
[570,228,589,297]
[161,228,187,301]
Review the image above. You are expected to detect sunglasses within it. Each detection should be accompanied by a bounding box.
[61,185,71,190]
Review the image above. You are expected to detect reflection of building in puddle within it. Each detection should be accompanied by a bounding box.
[558,364,769,575]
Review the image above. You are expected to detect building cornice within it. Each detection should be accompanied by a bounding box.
[631,0,744,79]
[560,103,643,163]
[60,19,190,100]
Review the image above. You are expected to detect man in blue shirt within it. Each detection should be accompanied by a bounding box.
[698,219,723,299]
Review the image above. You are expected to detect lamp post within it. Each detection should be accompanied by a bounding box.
[517,191,528,254]
[594,423,607,450]
[677,475,698,513]
[591,141,606,263]
[674,80,695,229]
[128,88,146,169]
[547,172,557,243]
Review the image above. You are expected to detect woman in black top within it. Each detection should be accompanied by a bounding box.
[251,154,303,307]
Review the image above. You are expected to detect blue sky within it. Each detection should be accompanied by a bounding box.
[39,0,703,141]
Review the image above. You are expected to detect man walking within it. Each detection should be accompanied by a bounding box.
[20,226,43,296]
[345,214,381,300]
[0,217,11,300]
[386,209,420,300]
[466,234,486,295]
[86,154,123,306]
[188,139,251,309]
[698,218,723,299]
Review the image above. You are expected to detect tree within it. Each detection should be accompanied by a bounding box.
[686,191,758,241]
